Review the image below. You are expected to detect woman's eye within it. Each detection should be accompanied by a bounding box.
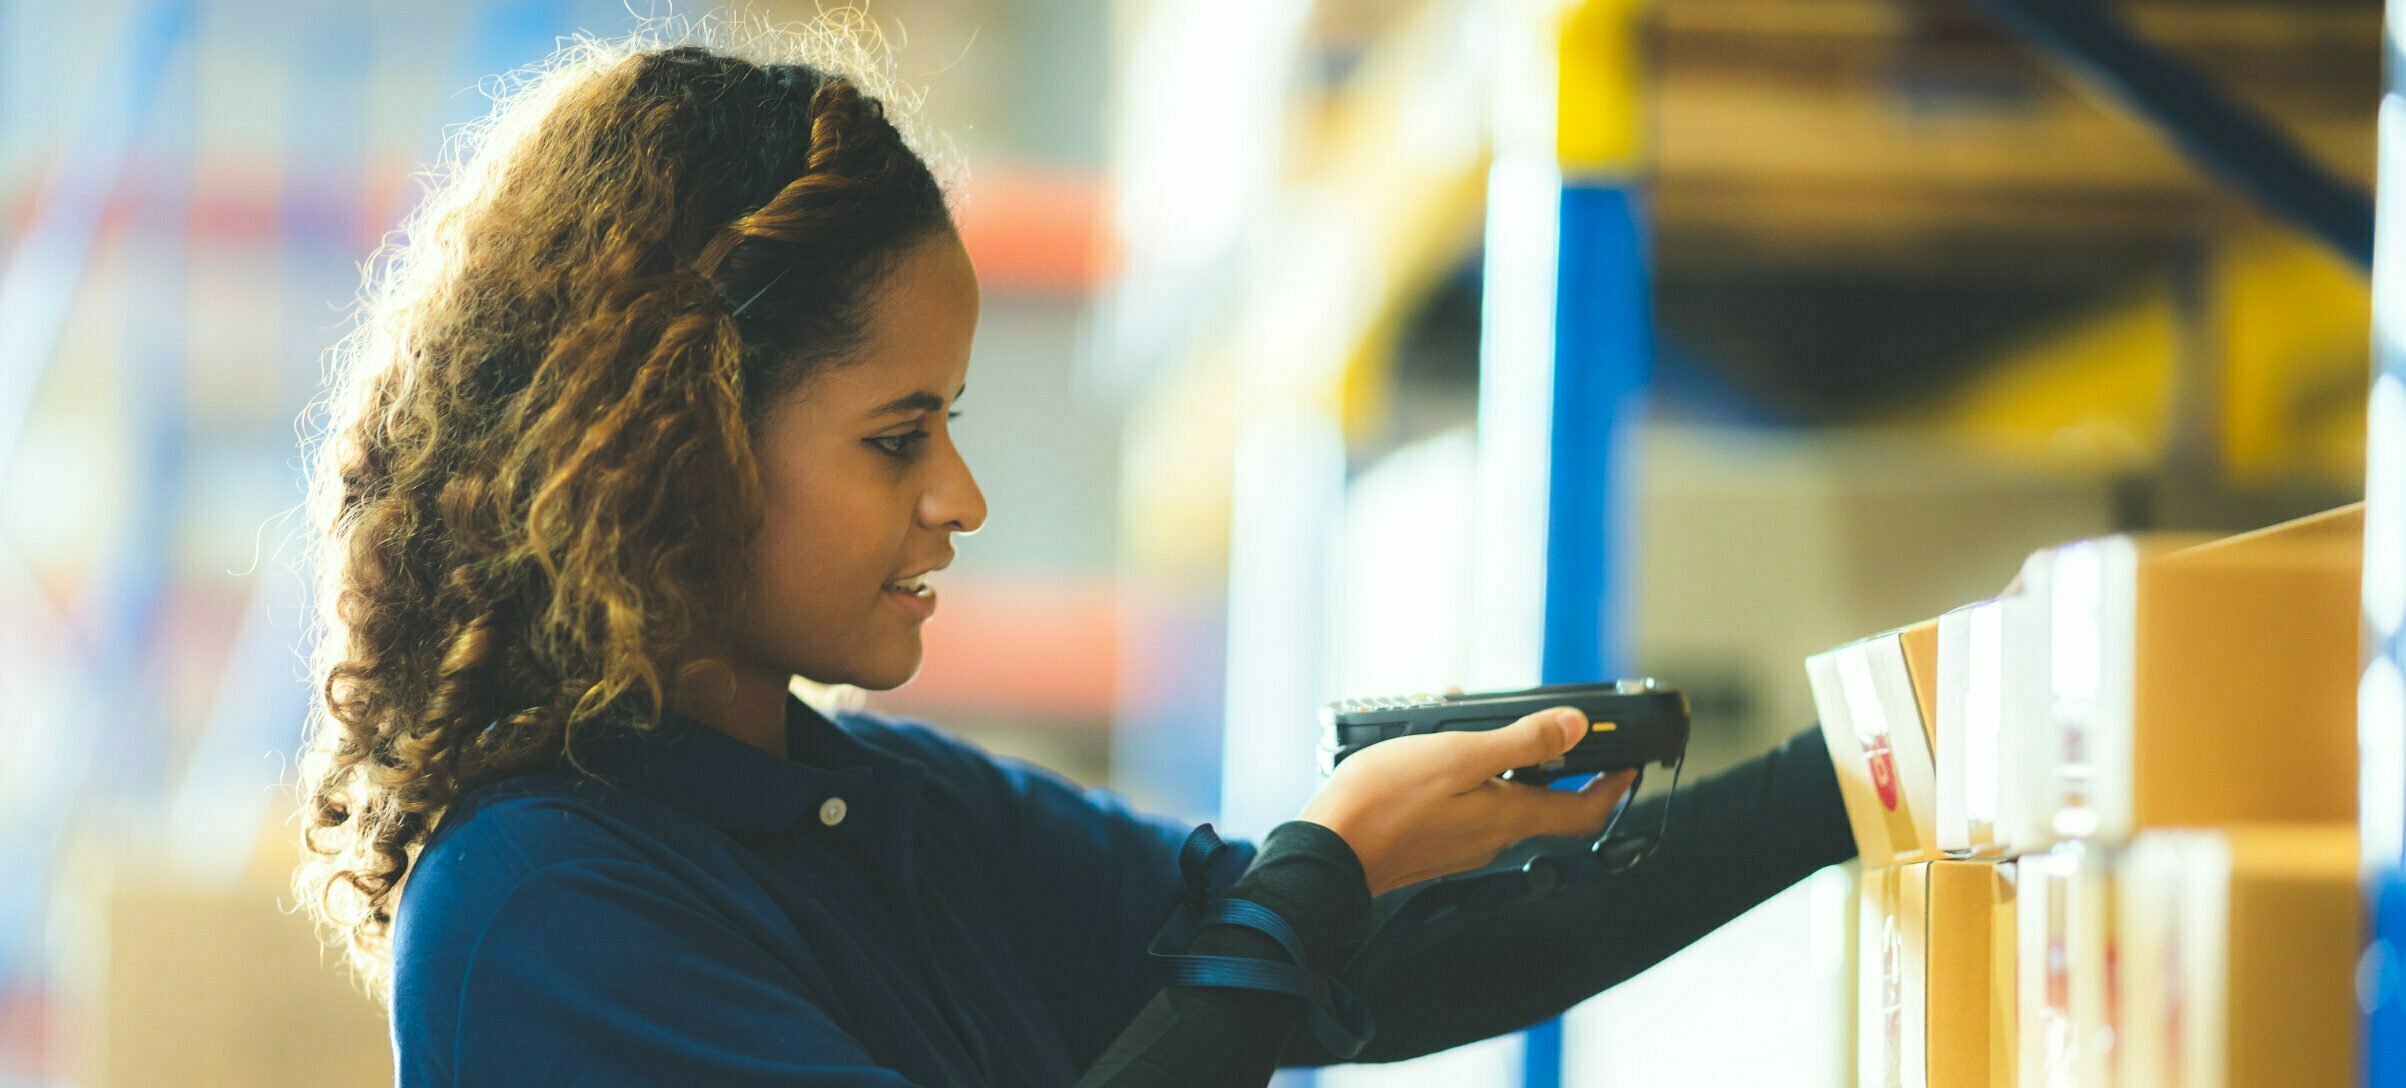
[870,432,931,457]
[869,413,958,457]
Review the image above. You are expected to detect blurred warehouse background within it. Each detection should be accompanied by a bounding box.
[0,0,2376,1085]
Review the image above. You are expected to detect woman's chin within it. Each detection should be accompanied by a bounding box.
[844,647,924,692]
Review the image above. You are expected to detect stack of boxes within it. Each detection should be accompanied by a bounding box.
[1811,504,2364,1087]
[1811,615,2016,1087]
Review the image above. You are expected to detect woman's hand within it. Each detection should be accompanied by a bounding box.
[1299,703,1639,898]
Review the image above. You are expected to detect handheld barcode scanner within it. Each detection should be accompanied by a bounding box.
[1319,679,1688,782]
[1319,679,1690,878]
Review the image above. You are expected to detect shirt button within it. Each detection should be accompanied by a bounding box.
[818,796,849,827]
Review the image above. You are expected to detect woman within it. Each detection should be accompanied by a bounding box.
[293,20,1855,1087]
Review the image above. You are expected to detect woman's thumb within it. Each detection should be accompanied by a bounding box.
[1549,707,1588,750]
[1472,705,1588,771]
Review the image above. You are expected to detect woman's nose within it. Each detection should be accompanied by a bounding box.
[929,444,986,534]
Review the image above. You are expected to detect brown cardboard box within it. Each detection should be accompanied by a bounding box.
[2015,505,2359,847]
[1861,865,1917,1087]
[2117,826,2358,1088]
[2005,533,2206,852]
[1860,859,2016,1088]
[1938,598,2013,857]
[2017,843,2117,1088]
[2123,506,2362,833]
[1987,861,2019,1088]
[1812,621,1944,868]
[1928,860,2015,1088]
[49,823,394,1087]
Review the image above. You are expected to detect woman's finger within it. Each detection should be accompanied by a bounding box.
[1578,768,1639,799]
[1475,768,1637,841]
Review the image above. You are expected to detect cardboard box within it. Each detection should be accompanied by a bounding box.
[1986,861,2019,1088]
[2017,843,2116,1088]
[1812,621,1944,868]
[1859,859,2017,1088]
[1861,866,1917,1087]
[2117,826,2358,1088]
[2005,504,2359,848]
[1950,552,2140,858]
[2004,535,2194,851]
[48,822,395,1087]
[1938,598,2015,857]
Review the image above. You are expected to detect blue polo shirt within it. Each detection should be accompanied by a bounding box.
[390,692,1251,1086]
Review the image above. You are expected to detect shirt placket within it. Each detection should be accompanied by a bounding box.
[865,763,997,1083]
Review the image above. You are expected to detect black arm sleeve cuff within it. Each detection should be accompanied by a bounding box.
[1070,820,1372,1086]
[1201,820,1371,973]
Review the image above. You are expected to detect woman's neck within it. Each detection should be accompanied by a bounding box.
[666,658,792,761]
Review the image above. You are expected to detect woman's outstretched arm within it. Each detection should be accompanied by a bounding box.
[1281,725,1856,1066]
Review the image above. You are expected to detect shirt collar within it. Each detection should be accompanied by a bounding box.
[567,690,896,834]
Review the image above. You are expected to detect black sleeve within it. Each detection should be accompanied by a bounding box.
[1068,725,1852,1083]
[1071,820,1371,1088]
[1282,725,1856,1066]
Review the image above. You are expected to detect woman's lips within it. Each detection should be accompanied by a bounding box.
[883,581,936,621]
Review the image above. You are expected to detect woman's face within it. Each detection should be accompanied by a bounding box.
[731,229,985,692]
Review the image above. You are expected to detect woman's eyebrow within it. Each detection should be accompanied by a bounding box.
[865,383,967,420]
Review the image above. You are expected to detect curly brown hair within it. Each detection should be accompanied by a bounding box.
[292,14,959,997]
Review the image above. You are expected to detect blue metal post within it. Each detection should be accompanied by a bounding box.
[2362,5,2406,1080]
[1500,4,1653,1085]
[1543,185,1649,687]
[1521,165,1652,1088]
